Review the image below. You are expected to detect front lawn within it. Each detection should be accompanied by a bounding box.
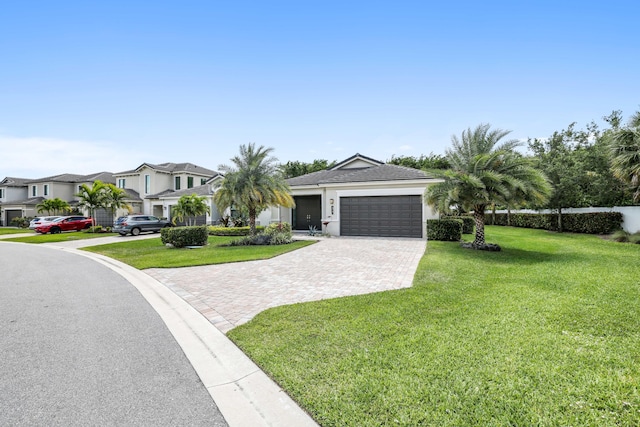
[82,236,316,269]
[228,227,640,426]
[0,228,33,235]
[4,231,118,243]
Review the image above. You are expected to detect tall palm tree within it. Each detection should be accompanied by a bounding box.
[425,124,551,248]
[103,184,131,225]
[171,193,210,226]
[609,114,640,202]
[214,143,295,235]
[76,180,107,228]
[36,198,71,215]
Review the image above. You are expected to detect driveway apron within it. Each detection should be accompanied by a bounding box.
[146,237,426,333]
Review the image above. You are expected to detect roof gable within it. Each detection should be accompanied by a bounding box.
[330,153,383,170]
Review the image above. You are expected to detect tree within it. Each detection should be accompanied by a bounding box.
[171,193,211,226]
[36,198,71,215]
[425,124,551,249]
[215,143,295,235]
[75,180,107,228]
[279,159,337,178]
[609,112,640,202]
[103,184,131,224]
[387,153,450,170]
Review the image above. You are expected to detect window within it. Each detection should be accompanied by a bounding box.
[187,177,194,188]
[32,185,37,197]
[201,178,207,185]
[0,188,4,199]
[44,184,49,196]
[175,176,181,190]
[117,178,126,188]
[144,175,151,194]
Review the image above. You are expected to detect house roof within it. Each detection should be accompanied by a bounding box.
[0,177,30,187]
[148,184,214,199]
[0,196,45,206]
[287,159,434,187]
[329,153,384,170]
[25,172,115,184]
[122,188,143,202]
[115,162,218,176]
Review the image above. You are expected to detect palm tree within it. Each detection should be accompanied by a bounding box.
[171,193,211,226]
[214,143,295,235]
[103,184,131,225]
[425,124,551,249]
[76,180,107,228]
[36,198,71,215]
[609,114,640,202]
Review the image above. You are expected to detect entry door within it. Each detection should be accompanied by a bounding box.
[293,195,322,230]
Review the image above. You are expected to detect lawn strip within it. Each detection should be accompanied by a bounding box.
[81,236,316,268]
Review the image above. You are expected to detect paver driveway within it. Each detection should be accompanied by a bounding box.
[146,237,426,333]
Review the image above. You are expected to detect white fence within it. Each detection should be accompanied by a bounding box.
[495,206,640,233]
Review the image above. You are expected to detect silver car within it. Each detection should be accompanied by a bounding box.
[29,216,61,230]
[113,215,172,236]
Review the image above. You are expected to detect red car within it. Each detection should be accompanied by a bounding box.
[35,216,93,234]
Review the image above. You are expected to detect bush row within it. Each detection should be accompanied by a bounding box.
[208,225,265,236]
[426,219,462,241]
[485,212,623,234]
[443,215,475,234]
[161,226,209,248]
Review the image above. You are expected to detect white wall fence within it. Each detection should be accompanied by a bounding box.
[495,206,640,233]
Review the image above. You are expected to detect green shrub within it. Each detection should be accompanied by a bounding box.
[426,219,462,241]
[485,212,623,234]
[444,215,474,234]
[264,222,292,235]
[11,217,31,228]
[161,226,209,248]
[611,230,640,244]
[208,225,265,236]
[227,231,293,246]
[83,226,103,233]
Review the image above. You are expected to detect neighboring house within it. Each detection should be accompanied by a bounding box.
[113,162,218,218]
[0,172,116,226]
[0,177,31,225]
[278,153,442,238]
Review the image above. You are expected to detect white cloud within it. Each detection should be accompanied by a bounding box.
[0,135,146,178]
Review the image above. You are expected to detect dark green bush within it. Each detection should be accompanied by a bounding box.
[11,217,31,228]
[485,212,623,234]
[208,225,265,236]
[161,226,209,248]
[444,215,474,234]
[427,219,462,241]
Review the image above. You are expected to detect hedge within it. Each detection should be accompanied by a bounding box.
[443,215,475,234]
[485,212,623,234]
[161,226,209,248]
[426,219,462,241]
[208,225,265,236]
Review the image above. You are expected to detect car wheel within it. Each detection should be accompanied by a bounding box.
[51,227,61,234]
[131,227,141,236]
[83,224,91,229]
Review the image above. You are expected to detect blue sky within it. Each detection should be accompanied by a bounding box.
[1,1,638,178]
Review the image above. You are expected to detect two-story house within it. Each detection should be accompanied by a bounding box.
[0,177,30,226]
[113,162,220,221]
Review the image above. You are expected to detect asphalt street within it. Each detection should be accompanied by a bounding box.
[0,242,228,426]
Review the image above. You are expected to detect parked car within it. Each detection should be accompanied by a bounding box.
[35,216,93,234]
[29,216,61,229]
[113,215,172,236]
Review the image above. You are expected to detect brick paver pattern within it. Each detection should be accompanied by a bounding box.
[146,237,426,333]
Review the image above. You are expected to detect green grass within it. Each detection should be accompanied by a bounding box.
[4,231,118,243]
[82,236,316,268]
[228,227,640,426]
[0,227,33,235]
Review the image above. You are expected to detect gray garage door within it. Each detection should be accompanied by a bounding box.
[340,196,423,238]
[5,210,23,227]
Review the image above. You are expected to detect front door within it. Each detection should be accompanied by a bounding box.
[293,195,322,231]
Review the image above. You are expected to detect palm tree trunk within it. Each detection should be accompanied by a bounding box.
[249,207,257,235]
[473,205,486,246]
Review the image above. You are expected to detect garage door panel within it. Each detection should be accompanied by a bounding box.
[340,196,422,238]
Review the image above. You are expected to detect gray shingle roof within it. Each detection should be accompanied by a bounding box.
[0,196,45,206]
[0,177,30,187]
[116,162,217,176]
[287,164,433,186]
[148,184,214,199]
[24,172,115,184]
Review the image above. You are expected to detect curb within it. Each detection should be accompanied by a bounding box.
[56,246,319,427]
